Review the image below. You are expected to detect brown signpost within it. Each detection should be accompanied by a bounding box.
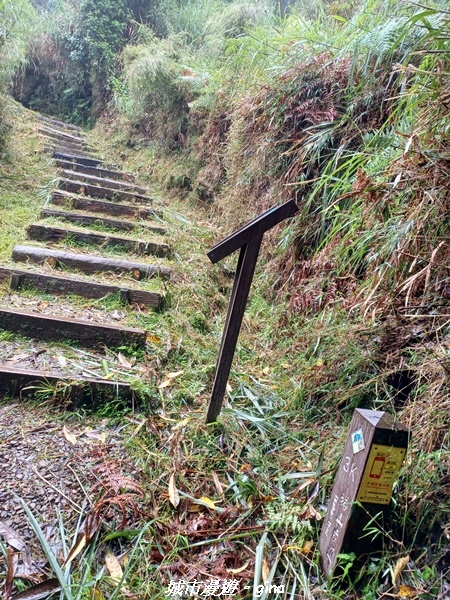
[205,199,298,423]
[319,409,409,577]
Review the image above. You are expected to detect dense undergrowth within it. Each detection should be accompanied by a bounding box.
[0,0,449,598]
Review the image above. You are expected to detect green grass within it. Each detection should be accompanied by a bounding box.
[0,102,58,260]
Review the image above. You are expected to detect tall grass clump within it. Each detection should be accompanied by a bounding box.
[114,33,194,150]
[162,0,272,44]
[0,0,36,155]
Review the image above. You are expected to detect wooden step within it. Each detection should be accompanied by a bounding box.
[55,159,135,182]
[51,189,162,220]
[61,169,147,195]
[53,151,104,168]
[41,135,90,152]
[41,136,90,153]
[41,208,166,235]
[37,114,83,133]
[59,178,152,204]
[43,142,96,156]
[39,125,85,144]
[12,245,171,280]
[0,308,147,348]
[0,266,163,308]
[27,223,170,257]
[0,365,132,405]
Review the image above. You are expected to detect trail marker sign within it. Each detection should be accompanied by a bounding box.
[319,409,409,577]
[205,199,298,423]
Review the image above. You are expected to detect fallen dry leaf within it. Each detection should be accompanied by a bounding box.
[262,557,270,584]
[158,379,172,389]
[105,551,124,585]
[397,584,418,598]
[393,555,410,586]
[82,428,106,443]
[0,522,26,552]
[168,474,180,508]
[212,471,224,496]
[63,532,87,567]
[117,352,134,368]
[171,418,189,431]
[146,334,161,344]
[10,578,61,600]
[226,560,250,575]
[63,424,77,446]
[57,355,67,368]
[167,371,184,379]
[158,370,185,389]
[111,310,125,321]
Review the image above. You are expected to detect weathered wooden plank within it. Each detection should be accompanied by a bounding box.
[12,245,171,280]
[61,169,147,195]
[27,224,170,258]
[0,266,163,308]
[37,114,83,133]
[41,137,90,153]
[0,308,147,348]
[41,208,166,235]
[38,125,85,144]
[53,151,104,168]
[59,178,152,204]
[50,189,162,220]
[55,159,134,182]
[0,365,132,405]
[43,142,96,156]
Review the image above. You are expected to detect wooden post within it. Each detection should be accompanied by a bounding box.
[119,288,130,305]
[205,199,298,423]
[10,273,22,291]
[319,409,409,578]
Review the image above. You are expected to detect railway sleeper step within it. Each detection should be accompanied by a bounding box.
[60,169,147,195]
[59,178,152,204]
[55,159,135,182]
[37,114,83,133]
[38,125,86,144]
[0,307,147,349]
[43,142,97,156]
[12,245,171,280]
[41,136,90,153]
[41,208,166,235]
[27,223,170,258]
[0,266,164,308]
[51,189,163,220]
[53,151,105,167]
[0,365,133,406]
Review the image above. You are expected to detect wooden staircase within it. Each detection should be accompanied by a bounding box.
[0,113,173,404]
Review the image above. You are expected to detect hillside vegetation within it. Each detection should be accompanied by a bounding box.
[1,0,450,598]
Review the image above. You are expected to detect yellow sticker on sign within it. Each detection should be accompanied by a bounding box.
[357,444,406,505]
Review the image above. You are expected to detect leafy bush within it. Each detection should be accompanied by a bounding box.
[114,35,193,149]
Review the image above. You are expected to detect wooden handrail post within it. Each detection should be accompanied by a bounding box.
[205,199,298,423]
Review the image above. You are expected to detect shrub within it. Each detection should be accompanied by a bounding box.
[115,35,193,149]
